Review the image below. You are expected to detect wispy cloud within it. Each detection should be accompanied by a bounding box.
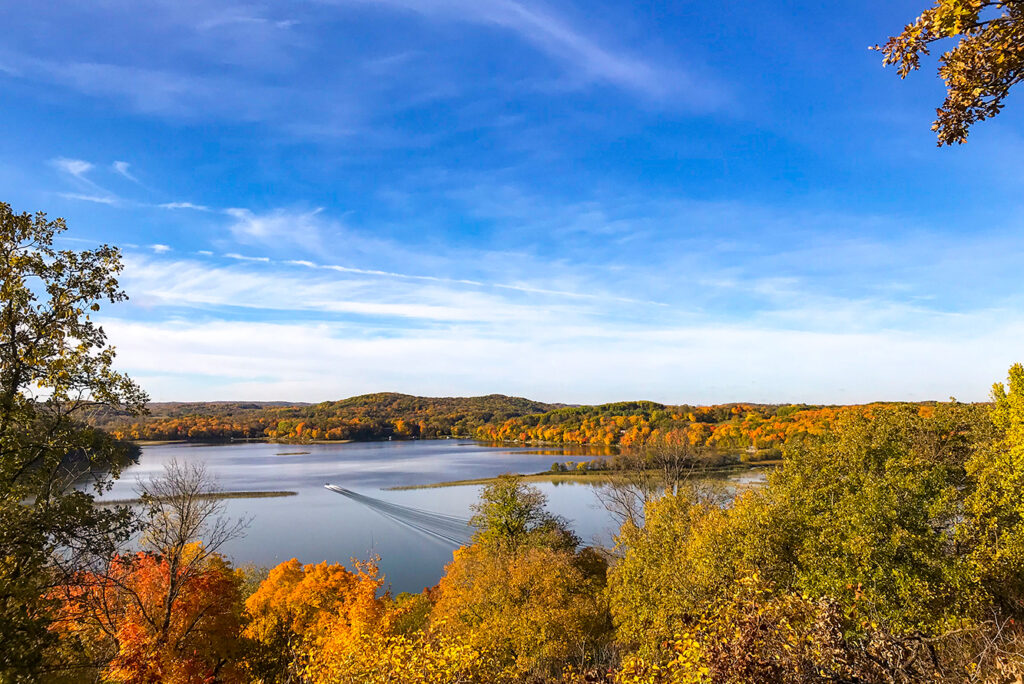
[121,254,545,323]
[58,192,120,206]
[223,252,272,262]
[100,183,1024,402]
[160,201,212,211]
[120,249,667,329]
[52,155,123,204]
[50,157,214,213]
[197,245,664,306]
[101,310,1024,404]
[112,160,139,183]
[224,207,328,251]
[5,53,286,120]
[1,0,724,146]
[334,0,724,105]
[52,157,94,180]
[295,258,664,305]
[150,244,172,253]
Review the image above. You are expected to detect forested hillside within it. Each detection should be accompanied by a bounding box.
[100,394,955,464]
[102,393,558,442]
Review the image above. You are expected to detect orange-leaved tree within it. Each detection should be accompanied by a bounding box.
[52,460,248,682]
[244,559,507,683]
[242,557,385,683]
[54,546,244,683]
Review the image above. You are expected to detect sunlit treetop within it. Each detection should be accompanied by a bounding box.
[877,0,1024,145]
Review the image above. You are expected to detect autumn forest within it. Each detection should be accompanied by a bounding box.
[6,0,1024,681]
[98,393,926,464]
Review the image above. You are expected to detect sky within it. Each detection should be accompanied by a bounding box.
[2,0,1023,405]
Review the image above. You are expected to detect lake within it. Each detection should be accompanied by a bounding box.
[96,440,627,593]
[96,440,765,593]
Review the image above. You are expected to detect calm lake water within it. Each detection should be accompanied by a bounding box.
[95,440,766,593]
[97,440,626,593]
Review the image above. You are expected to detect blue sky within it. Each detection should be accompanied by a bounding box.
[2,0,1023,404]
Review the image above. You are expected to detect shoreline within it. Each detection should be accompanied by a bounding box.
[130,438,354,446]
[129,436,618,450]
[386,461,779,491]
[94,490,298,505]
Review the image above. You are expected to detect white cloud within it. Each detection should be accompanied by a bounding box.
[59,192,120,205]
[101,314,1024,404]
[160,201,211,211]
[224,207,327,251]
[52,155,122,202]
[336,0,717,103]
[150,243,172,253]
[119,254,586,324]
[0,0,723,162]
[112,160,140,183]
[10,54,286,120]
[223,252,272,262]
[418,0,698,98]
[105,251,1024,404]
[52,157,94,179]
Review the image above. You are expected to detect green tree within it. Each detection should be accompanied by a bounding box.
[610,401,998,660]
[0,203,146,680]
[469,474,574,552]
[757,403,992,633]
[964,363,1024,612]
[877,0,1024,145]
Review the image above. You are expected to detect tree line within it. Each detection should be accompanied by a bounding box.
[102,393,557,443]
[103,395,957,468]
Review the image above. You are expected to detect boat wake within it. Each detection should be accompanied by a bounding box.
[325,484,474,547]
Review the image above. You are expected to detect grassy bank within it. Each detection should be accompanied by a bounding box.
[387,472,626,490]
[386,461,778,491]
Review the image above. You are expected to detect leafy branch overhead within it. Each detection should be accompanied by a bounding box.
[877,0,1024,144]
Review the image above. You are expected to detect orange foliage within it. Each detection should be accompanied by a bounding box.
[53,548,243,684]
[242,558,385,681]
[103,394,553,443]
[110,416,274,442]
[474,403,909,459]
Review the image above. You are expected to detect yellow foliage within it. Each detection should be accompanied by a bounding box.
[242,557,385,682]
[305,627,507,683]
[614,573,854,684]
[431,543,612,679]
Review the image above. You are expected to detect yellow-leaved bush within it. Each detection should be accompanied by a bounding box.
[616,573,856,684]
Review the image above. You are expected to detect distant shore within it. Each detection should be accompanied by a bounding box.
[130,439,353,446]
[94,490,297,505]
